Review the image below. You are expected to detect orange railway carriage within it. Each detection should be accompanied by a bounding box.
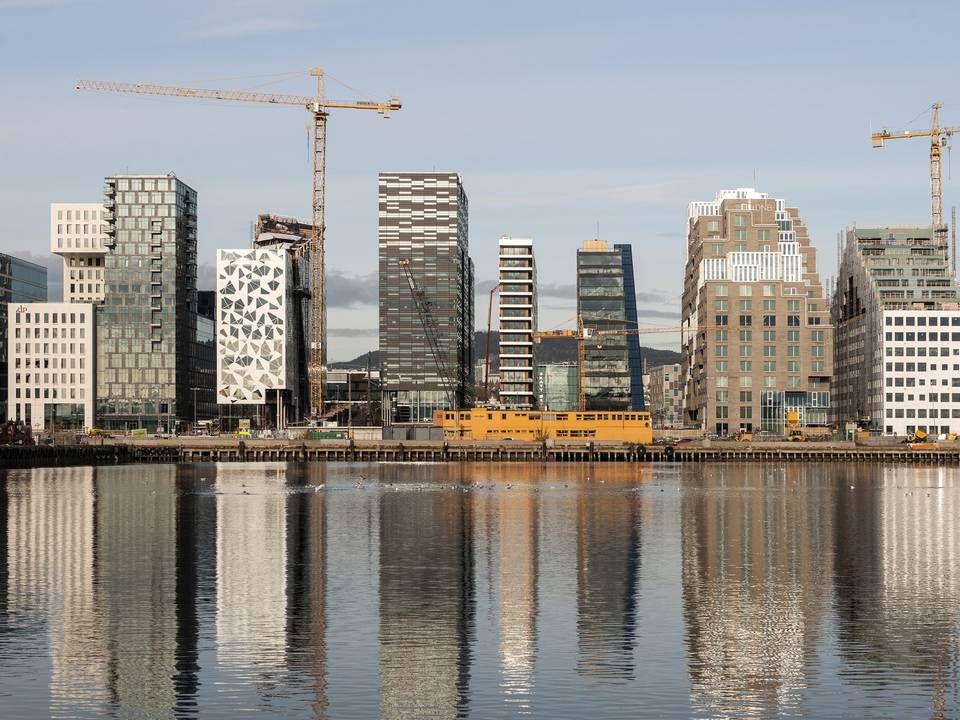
[434,409,653,443]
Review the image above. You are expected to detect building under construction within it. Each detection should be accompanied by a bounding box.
[378,172,475,425]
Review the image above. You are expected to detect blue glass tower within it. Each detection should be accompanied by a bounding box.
[615,244,645,411]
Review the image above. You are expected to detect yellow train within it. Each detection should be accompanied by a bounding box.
[433,409,653,443]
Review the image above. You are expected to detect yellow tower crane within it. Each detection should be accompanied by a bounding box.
[871,102,960,245]
[77,69,401,419]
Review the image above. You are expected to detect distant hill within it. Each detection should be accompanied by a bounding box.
[331,332,680,371]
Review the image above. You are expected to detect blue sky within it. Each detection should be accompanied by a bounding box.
[2,0,959,360]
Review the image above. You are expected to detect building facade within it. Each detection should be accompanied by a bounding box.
[50,203,107,303]
[535,363,578,411]
[498,236,537,408]
[576,240,643,411]
[0,254,47,422]
[680,188,832,436]
[8,303,95,430]
[96,174,210,431]
[378,172,474,423]
[649,363,683,428]
[832,226,960,436]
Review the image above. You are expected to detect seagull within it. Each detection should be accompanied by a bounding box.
[314,484,324,492]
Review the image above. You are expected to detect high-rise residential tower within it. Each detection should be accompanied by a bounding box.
[97,174,212,431]
[498,236,537,409]
[680,188,832,436]
[576,240,644,411]
[832,226,960,436]
[0,254,47,422]
[378,172,474,424]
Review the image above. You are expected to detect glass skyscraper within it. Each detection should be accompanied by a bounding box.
[576,240,644,412]
[96,174,207,431]
[0,254,48,421]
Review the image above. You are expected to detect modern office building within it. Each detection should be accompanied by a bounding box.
[216,215,311,430]
[96,174,209,431]
[378,172,474,424]
[535,363,578,411]
[498,236,537,408]
[50,203,107,303]
[680,188,832,436]
[576,240,643,411]
[8,303,95,430]
[0,254,47,422]
[649,363,683,428]
[832,226,960,436]
[217,247,302,428]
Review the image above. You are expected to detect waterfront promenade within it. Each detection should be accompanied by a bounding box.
[2,437,959,469]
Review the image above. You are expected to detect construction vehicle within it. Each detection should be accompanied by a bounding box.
[872,103,960,247]
[399,258,458,409]
[734,430,753,442]
[786,410,809,442]
[77,69,401,420]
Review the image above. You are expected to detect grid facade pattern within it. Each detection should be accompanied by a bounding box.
[535,363,578,411]
[649,363,682,428]
[50,203,107,303]
[498,236,536,408]
[577,241,640,411]
[8,303,95,430]
[0,255,48,422]
[96,175,203,431]
[378,172,474,423]
[681,189,832,435]
[833,227,960,434]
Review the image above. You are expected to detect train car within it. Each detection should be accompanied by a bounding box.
[433,409,652,443]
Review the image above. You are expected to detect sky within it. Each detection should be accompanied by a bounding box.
[2,0,960,361]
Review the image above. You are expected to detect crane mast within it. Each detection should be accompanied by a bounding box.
[77,69,401,421]
[399,259,457,409]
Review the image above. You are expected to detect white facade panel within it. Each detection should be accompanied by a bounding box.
[50,203,108,303]
[217,249,293,405]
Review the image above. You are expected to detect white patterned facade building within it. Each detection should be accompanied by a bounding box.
[216,247,301,428]
[50,203,107,304]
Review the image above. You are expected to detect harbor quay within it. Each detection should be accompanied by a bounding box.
[2,437,960,470]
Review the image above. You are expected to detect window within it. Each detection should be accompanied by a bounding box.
[715,284,728,297]
[740,406,752,419]
[763,330,776,342]
[739,376,752,388]
[763,315,776,327]
[734,214,748,227]
[716,314,728,326]
[739,360,752,372]
[739,285,752,297]
[739,300,752,312]
[739,329,752,342]
[739,391,753,402]
[740,344,752,357]
[739,315,752,326]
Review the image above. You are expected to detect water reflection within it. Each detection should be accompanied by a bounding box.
[0,462,958,718]
[681,464,834,718]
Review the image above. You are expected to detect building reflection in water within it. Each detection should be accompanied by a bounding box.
[681,464,834,718]
[834,465,960,715]
[5,467,110,717]
[378,465,475,720]
[497,469,539,709]
[576,471,642,681]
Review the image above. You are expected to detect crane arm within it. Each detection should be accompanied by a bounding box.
[76,79,401,113]
[872,127,960,145]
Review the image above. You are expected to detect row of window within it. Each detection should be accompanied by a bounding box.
[714,314,822,327]
[886,332,960,342]
[714,344,821,358]
[56,224,104,235]
[14,387,86,399]
[715,284,801,299]
[716,375,805,388]
[14,327,85,339]
[714,329,826,342]
[885,315,960,327]
[887,392,960,403]
[14,343,86,355]
[56,209,101,221]
[886,362,959,373]
[886,408,960,419]
[884,346,957,357]
[14,373,85,386]
[714,360,827,374]
[886,377,959,387]
[15,312,87,324]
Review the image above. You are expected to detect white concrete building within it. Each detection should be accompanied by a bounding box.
[8,303,96,431]
[498,236,537,408]
[217,247,300,427]
[881,309,960,436]
[50,203,107,303]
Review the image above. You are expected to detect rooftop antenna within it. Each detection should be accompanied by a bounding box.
[953,205,957,277]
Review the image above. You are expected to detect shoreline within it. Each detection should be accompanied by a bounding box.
[1,438,959,470]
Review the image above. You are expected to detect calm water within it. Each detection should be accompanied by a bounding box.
[1,462,959,719]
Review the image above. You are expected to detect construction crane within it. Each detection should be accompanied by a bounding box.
[872,102,960,246]
[398,258,457,409]
[483,283,500,397]
[77,68,401,420]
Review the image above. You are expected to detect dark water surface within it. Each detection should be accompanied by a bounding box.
[1,462,959,719]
